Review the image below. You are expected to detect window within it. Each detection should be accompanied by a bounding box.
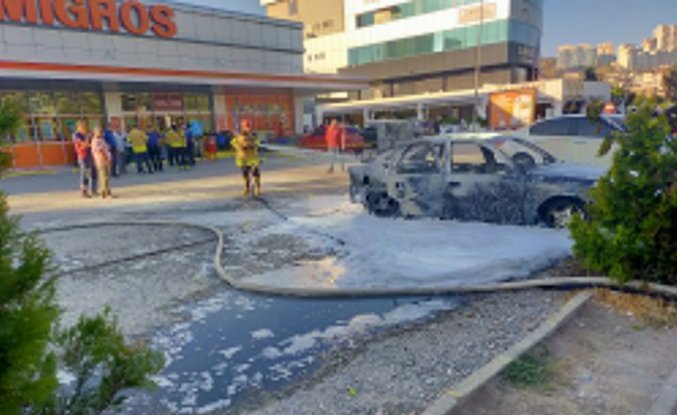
[287,0,298,16]
[573,118,613,138]
[356,12,375,28]
[397,143,444,174]
[451,143,501,174]
[529,118,573,136]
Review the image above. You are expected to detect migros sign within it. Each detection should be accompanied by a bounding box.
[0,0,177,38]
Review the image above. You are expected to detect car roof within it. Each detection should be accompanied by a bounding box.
[415,133,504,145]
[533,114,625,122]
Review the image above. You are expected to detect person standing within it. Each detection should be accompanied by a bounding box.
[113,127,127,175]
[128,126,153,174]
[103,124,118,177]
[147,127,164,172]
[185,125,196,167]
[165,125,181,168]
[325,118,345,173]
[91,128,113,198]
[231,119,262,197]
[73,120,96,198]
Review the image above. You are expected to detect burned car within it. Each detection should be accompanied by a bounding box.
[349,136,605,228]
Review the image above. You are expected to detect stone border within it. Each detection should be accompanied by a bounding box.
[421,290,594,415]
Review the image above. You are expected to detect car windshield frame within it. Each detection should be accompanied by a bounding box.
[490,136,559,165]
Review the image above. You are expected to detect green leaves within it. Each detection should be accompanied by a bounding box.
[0,98,23,174]
[51,309,165,415]
[0,96,164,414]
[0,191,59,414]
[571,98,677,285]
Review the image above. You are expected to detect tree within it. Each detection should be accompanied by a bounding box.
[664,64,677,103]
[42,310,165,415]
[0,100,164,414]
[570,100,677,285]
[0,98,59,414]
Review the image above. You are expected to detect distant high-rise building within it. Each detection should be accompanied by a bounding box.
[653,24,677,52]
[557,44,597,69]
[263,0,544,98]
[618,44,640,71]
[597,43,614,56]
[597,42,616,66]
[643,37,657,52]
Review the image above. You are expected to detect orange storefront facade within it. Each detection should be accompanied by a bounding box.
[0,0,365,169]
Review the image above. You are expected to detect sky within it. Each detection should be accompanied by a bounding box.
[183,0,677,56]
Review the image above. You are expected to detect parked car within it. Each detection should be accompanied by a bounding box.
[349,135,605,228]
[512,115,626,167]
[299,125,365,153]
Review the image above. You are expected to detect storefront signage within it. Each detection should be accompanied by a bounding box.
[152,93,183,112]
[0,0,177,38]
[488,88,537,130]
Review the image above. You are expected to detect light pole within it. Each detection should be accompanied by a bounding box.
[472,0,485,131]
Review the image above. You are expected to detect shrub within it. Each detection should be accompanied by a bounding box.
[570,101,677,285]
[42,310,165,415]
[0,100,164,415]
[0,196,59,414]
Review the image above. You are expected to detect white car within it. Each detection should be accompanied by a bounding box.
[512,115,626,167]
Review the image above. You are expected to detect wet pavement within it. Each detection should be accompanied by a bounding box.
[126,288,461,414]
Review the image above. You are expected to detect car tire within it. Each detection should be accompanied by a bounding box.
[512,153,536,170]
[366,191,400,218]
[541,198,586,229]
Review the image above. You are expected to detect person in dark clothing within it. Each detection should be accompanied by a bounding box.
[147,128,164,172]
[185,126,196,167]
[104,124,118,177]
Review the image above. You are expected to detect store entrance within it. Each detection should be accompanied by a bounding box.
[155,114,185,131]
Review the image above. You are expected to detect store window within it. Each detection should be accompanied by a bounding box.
[1,89,105,142]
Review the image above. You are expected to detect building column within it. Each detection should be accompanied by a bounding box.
[552,102,564,117]
[417,103,426,121]
[315,106,324,130]
[363,108,373,124]
[293,92,307,135]
[213,93,228,131]
[104,92,123,129]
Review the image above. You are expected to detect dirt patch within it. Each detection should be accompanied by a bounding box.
[533,256,593,278]
[456,297,677,415]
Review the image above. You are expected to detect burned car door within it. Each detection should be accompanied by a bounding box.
[445,143,528,224]
[387,141,447,218]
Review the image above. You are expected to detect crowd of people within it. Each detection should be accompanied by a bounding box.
[71,119,262,199]
[71,117,356,200]
[71,120,223,199]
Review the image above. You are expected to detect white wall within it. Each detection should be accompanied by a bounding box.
[345,0,511,39]
[0,4,304,75]
[304,32,349,73]
[301,0,512,74]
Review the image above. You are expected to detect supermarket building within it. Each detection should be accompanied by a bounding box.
[0,0,365,168]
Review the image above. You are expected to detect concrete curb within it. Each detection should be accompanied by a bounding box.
[421,290,594,415]
[647,363,677,415]
[38,220,677,300]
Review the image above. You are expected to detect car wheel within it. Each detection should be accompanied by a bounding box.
[542,199,586,229]
[367,192,400,218]
[512,153,536,170]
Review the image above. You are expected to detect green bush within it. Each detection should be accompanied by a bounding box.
[42,310,165,415]
[0,99,164,415]
[0,196,59,414]
[570,101,677,285]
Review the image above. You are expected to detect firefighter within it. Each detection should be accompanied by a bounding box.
[231,119,262,197]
